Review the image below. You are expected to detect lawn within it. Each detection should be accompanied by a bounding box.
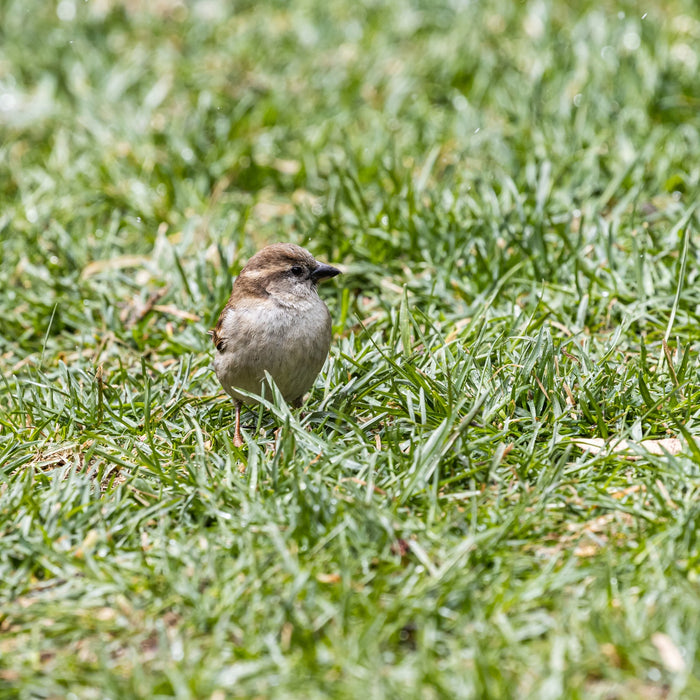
[2,0,700,697]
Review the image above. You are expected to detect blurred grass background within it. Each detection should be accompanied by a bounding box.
[2,0,700,697]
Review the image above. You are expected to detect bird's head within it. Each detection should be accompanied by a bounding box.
[235,243,340,299]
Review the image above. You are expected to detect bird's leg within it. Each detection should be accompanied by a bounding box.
[233,401,245,447]
[292,397,306,421]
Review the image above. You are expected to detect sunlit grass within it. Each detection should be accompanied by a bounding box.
[2,0,700,697]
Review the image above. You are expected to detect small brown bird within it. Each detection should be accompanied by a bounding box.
[212,243,341,446]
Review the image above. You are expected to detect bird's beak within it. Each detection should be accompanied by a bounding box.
[310,263,341,282]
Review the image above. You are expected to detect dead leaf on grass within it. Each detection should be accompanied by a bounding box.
[151,305,200,322]
[652,632,686,673]
[120,287,169,325]
[82,255,153,279]
[574,437,684,458]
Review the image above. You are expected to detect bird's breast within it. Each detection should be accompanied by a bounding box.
[213,295,332,404]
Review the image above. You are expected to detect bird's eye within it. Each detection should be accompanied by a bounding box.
[290,266,304,276]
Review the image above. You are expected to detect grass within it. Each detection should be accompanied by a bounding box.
[2,0,700,697]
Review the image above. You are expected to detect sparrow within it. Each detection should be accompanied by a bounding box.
[212,243,341,446]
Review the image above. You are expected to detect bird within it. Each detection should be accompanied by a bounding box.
[212,243,341,446]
